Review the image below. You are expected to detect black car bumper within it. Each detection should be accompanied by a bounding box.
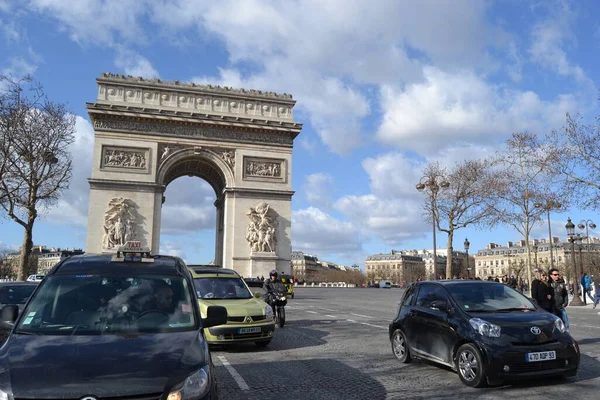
[479,340,579,382]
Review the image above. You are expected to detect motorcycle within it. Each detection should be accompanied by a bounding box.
[267,281,288,328]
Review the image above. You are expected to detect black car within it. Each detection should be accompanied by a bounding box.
[389,280,579,387]
[0,247,227,399]
[0,282,38,312]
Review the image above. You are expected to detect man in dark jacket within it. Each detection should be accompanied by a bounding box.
[531,270,554,313]
[549,268,569,331]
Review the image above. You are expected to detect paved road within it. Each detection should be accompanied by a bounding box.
[211,287,600,400]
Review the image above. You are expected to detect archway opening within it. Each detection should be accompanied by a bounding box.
[156,150,231,265]
[160,176,216,264]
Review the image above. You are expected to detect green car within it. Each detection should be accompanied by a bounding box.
[189,266,276,347]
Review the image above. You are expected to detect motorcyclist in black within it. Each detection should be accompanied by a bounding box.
[263,270,281,312]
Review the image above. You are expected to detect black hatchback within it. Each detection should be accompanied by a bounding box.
[0,250,228,399]
[389,280,579,387]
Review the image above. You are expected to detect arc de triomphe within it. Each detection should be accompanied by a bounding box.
[85,73,302,277]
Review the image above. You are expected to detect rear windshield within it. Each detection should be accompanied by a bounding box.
[16,274,197,335]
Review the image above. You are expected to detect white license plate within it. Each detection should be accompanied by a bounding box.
[526,351,556,362]
[238,327,261,334]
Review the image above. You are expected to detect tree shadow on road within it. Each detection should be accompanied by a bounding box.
[217,358,388,400]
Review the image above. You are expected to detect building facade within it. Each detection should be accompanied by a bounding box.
[6,246,84,277]
[365,250,426,283]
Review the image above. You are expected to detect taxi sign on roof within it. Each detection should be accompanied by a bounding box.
[118,241,150,253]
[111,241,154,263]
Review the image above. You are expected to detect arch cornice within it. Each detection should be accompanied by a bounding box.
[156,147,234,195]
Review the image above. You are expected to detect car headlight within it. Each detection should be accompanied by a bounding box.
[167,366,210,400]
[265,306,274,320]
[554,317,567,333]
[469,318,501,338]
[0,389,8,400]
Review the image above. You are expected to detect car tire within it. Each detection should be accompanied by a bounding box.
[457,343,487,388]
[255,340,271,348]
[391,329,411,363]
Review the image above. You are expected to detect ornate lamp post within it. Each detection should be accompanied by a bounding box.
[578,220,596,245]
[566,218,584,306]
[416,177,450,280]
[464,238,471,279]
[534,200,561,269]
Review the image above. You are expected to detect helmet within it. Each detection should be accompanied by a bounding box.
[269,269,278,278]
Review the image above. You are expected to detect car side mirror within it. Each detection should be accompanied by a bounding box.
[0,305,18,330]
[253,292,262,299]
[528,297,538,306]
[430,300,448,313]
[202,306,227,328]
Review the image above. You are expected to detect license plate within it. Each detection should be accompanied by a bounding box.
[526,351,556,362]
[238,327,261,334]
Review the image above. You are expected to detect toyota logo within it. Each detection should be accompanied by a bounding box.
[530,327,541,335]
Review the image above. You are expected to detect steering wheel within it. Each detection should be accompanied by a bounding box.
[136,310,169,320]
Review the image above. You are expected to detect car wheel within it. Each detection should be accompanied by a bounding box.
[255,340,271,348]
[457,343,487,388]
[391,329,411,363]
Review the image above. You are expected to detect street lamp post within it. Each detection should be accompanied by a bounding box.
[416,177,450,280]
[578,220,596,245]
[566,218,584,306]
[464,238,471,279]
[534,200,561,269]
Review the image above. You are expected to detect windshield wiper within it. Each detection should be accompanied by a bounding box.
[15,330,41,335]
[495,307,535,312]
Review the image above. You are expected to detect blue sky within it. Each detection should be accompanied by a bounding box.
[1,0,600,267]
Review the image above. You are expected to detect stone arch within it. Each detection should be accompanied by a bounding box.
[85,73,302,277]
[156,147,234,195]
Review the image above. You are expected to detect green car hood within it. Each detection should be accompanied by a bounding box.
[198,298,268,318]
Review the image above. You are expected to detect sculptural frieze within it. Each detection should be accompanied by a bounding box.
[102,198,144,250]
[221,150,235,168]
[157,144,236,171]
[246,202,278,253]
[93,116,294,146]
[245,160,281,178]
[102,147,148,170]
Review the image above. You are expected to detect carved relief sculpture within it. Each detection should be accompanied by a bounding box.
[102,147,147,169]
[221,150,235,168]
[246,202,278,253]
[245,161,281,177]
[102,197,144,250]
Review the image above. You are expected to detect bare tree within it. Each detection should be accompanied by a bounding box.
[0,75,75,280]
[421,160,497,279]
[549,112,600,209]
[490,132,565,291]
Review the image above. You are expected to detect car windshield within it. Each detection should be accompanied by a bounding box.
[15,274,197,335]
[447,283,536,312]
[194,277,252,300]
[0,285,36,304]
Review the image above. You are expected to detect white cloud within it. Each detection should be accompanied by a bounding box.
[0,18,21,43]
[28,0,149,46]
[528,1,589,84]
[304,173,334,209]
[291,207,362,256]
[114,47,159,78]
[159,239,187,262]
[2,57,37,77]
[376,67,579,154]
[160,177,216,235]
[42,116,94,227]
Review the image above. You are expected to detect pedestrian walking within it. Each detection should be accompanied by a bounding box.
[549,268,569,331]
[593,277,600,309]
[580,273,594,305]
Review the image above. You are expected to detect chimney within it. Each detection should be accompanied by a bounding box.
[507,241,513,248]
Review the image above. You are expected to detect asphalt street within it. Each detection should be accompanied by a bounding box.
[211,287,600,400]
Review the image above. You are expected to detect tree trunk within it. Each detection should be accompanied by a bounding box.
[446,230,454,279]
[18,223,34,281]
